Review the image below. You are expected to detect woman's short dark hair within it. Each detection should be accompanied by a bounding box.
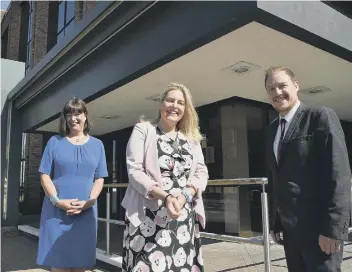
[59,97,91,136]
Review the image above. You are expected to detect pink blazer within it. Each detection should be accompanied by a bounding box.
[121,121,209,228]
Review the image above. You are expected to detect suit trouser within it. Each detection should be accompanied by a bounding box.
[283,230,343,272]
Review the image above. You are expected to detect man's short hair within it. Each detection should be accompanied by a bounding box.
[264,66,297,86]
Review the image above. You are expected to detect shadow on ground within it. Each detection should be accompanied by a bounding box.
[1,229,119,272]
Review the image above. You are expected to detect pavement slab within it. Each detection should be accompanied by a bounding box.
[2,226,352,272]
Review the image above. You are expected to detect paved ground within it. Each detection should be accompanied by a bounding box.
[2,227,352,272]
[203,240,352,271]
[1,229,118,272]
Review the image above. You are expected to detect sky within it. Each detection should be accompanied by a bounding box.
[1,0,11,11]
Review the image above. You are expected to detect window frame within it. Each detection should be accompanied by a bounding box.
[56,0,75,40]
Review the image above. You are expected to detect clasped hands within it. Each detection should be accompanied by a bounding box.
[271,231,342,255]
[56,198,96,216]
[164,192,187,220]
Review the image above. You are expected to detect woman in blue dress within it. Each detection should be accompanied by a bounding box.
[37,97,108,272]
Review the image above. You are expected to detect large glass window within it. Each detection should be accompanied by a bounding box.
[56,0,75,42]
[47,1,75,51]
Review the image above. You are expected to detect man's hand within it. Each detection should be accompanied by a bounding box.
[271,231,284,245]
[319,235,342,255]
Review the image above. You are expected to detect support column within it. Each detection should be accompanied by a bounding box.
[220,103,252,235]
[2,100,22,226]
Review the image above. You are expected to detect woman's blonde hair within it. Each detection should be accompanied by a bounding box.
[149,82,203,142]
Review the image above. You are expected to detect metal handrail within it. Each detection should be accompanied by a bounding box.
[103,178,268,188]
[101,177,272,272]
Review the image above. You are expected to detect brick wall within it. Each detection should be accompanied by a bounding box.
[3,1,97,70]
[83,1,96,15]
[74,1,84,22]
[31,1,49,68]
[5,2,22,61]
[75,1,96,22]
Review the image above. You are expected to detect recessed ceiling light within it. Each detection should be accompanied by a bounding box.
[99,115,120,120]
[234,66,249,74]
[309,89,322,94]
[299,86,332,95]
[222,61,261,75]
[145,94,161,102]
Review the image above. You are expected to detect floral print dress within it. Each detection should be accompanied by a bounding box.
[122,128,204,272]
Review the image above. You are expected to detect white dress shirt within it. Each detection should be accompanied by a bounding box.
[273,101,301,161]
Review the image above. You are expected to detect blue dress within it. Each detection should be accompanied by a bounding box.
[37,135,108,269]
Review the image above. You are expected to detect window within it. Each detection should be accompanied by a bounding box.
[47,1,75,52]
[57,0,75,42]
[25,1,34,73]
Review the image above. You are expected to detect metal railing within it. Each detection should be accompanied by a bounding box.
[99,178,352,272]
[99,178,273,272]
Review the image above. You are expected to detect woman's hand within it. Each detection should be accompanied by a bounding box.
[173,192,187,208]
[66,198,96,215]
[165,195,181,219]
[66,200,85,215]
[56,199,78,212]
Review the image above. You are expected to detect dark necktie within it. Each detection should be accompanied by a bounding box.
[277,118,286,161]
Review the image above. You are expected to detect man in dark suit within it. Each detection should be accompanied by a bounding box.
[265,66,351,272]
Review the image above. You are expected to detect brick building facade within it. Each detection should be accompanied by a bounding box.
[1,1,97,215]
[1,1,351,235]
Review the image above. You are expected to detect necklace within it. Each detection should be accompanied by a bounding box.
[71,135,85,143]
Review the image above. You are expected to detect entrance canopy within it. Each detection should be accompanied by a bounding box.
[38,21,352,135]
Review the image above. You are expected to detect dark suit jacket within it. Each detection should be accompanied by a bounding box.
[266,103,351,241]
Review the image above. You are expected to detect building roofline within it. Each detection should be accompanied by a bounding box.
[7,0,352,113]
[8,0,117,102]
